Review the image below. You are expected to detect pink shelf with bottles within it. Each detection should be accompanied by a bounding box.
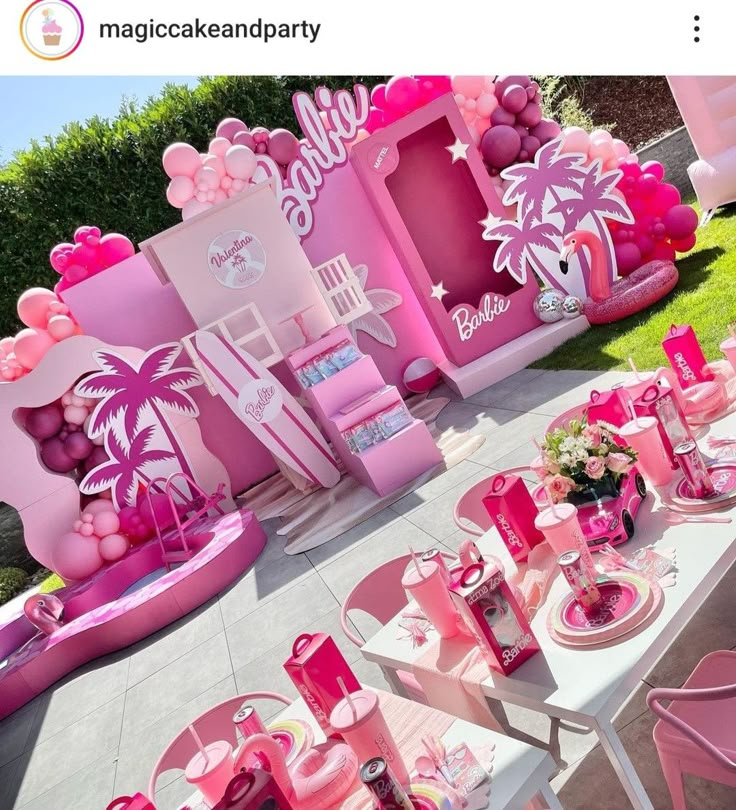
[286,327,442,496]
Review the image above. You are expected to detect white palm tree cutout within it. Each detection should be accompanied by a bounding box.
[348,264,403,348]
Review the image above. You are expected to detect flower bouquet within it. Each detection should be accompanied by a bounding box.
[533,418,638,505]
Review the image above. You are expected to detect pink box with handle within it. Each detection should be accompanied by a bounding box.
[482,473,544,563]
[662,324,714,389]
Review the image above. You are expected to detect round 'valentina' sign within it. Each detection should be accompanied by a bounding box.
[208,230,266,289]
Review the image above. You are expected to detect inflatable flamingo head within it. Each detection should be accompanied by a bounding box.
[560,230,600,275]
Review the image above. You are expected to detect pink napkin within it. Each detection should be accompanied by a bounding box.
[509,541,559,620]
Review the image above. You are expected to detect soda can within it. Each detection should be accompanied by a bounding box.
[674,440,715,499]
[360,757,414,810]
[557,551,602,614]
[233,704,268,739]
[421,549,450,583]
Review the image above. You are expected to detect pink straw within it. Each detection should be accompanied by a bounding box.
[338,676,357,722]
[628,400,641,429]
[628,357,641,380]
[544,485,559,517]
[189,724,209,764]
[409,545,425,579]
[532,436,542,452]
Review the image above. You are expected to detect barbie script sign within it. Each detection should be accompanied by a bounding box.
[238,380,282,424]
[452,293,511,342]
[255,85,370,239]
[208,230,266,289]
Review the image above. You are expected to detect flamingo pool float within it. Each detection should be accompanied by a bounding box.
[559,230,679,324]
[233,733,358,810]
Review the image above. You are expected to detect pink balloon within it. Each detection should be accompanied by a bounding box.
[41,436,78,473]
[651,183,681,215]
[14,328,55,370]
[475,93,497,118]
[194,166,220,191]
[84,498,116,516]
[531,119,562,145]
[79,522,97,538]
[612,139,630,159]
[216,118,247,141]
[640,160,665,181]
[49,244,74,274]
[232,130,256,150]
[25,403,63,439]
[385,76,420,113]
[450,76,485,100]
[224,145,257,180]
[0,336,15,356]
[663,204,698,239]
[494,76,531,99]
[364,106,385,133]
[614,242,643,275]
[516,102,542,129]
[636,234,656,258]
[474,116,491,137]
[84,445,109,473]
[214,189,228,204]
[589,139,614,163]
[203,155,226,178]
[17,288,57,329]
[98,234,135,268]
[370,84,387,108]
[490,106,516,127]
[481,125,522,169]
[652,242,676,262]
[92,510,121,537]
[65,431,93,460]
[502,85,528,115]
[267,129,300,166]
[52,532,103,581]
[139,492,177,532]
[166,175,195,208]
[64,404,88,425]
[520,135,541,160]
[182,199,212,220]
[47,314,76,341]
[671,233,697,253]
[99,533,129,562]
[208,137,231,158]
[636,173,658,197]
[162,142,202,179]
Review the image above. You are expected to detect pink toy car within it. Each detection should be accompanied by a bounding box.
[535,467,647,550]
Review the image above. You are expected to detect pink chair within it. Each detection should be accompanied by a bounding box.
[147,691,292,799]
[647,650,736,809]
[453,467,532,537]
[340,552,454,704]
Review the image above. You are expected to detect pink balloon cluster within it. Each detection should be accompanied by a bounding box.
[24,388,104,475]
[163,117,300,220]
[50,226,135,292]
[559,127,699,274]
[52,498,131,581]
[480,76,561,175]
[363,76,453,134]
[0,288,81,382]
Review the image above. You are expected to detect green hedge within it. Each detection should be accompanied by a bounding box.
[0,566,29,606]
[0,75,388,336]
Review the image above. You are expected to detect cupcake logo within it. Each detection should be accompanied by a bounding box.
[21,0,84,60]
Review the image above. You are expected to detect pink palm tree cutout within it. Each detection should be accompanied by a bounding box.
[485,210,562,288]
[75,343,201,481]
[348,263,403,348]
[80,425,175,509]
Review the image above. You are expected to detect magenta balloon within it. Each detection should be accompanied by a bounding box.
[371,83,387,108]
[636,234,656,257]
[216,117,247,141]
[139,493,177,531]
[652,242,676,262]
[619,161,643,182]
[98,234,135,268]
[85,445,109,473]
[41,436,78,473]
[520,135,541,159]
[636,173,658,197]
[267,128,300,166]
[614,242,643,275]
[365,106,384,133]
[162,142,202,180]
[65,431,93,461]
[651,183,681,215]
[513,123,528,138]
[516,102,542,129]
[640,160,665,182]
[612,228,630,244]
[502,85,528,114]
[531,119,562,145]
[663,204,698,240]
[49,244,74,274]
[671,233,697,253]
[25,403,64,440]
[494,76,531,99]
[232,130,257,150]
[490,106,516,127]
[17,288,57,329]
[481,125,522,169]
[385,76,420,113]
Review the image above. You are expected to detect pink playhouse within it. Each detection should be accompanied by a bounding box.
[0,76,703,729]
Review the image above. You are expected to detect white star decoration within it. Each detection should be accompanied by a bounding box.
[430,281,448,301]
[445,138,470,163]
[479,211,502,235]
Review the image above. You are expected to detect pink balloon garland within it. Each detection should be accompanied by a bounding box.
[50,226,135,293]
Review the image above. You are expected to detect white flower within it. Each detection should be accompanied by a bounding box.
[599,444,609,454]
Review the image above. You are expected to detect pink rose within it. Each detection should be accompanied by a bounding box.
[607,452,632,474]
[583,425,602,447]
[530,455,547,481]
[585,456,607,480]
[542,451,560,475]
[545,474,576,503]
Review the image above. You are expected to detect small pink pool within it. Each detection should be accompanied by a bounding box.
[0,509,265,721]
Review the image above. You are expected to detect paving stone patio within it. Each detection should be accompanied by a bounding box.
[1,368,735,809]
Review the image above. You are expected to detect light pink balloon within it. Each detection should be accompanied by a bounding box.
[0,336,14,355]
[475,93,498,118]
[224,145,257,180]
[52,532,103,580]
[79,522,96,537]
[182,199,212,220]
[231,178,246,192]
[64,404,88,425]
[232,130,256,150]
[14,328,55,370]
[214,189,228,204]
[162,142,202,180]
[98,233,135,268]
[47,315,76,341]
[589,139,615,163]
[194,166,220,191]
[99,533,129,562]
[84,498,116,516]
[17,288,57,329]
[166,175,195,208]
[612,139,630,159]
[220,175,233,190]
[561,127,590,154]
[451,76,485,100]
[208,137,232,158]
[475,117,491,137]
[92,510,120,537]
[203,154,226,178]
[216,118,247,141]
[590,129,613,144]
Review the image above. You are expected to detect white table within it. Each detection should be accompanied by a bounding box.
[361,415,736,810]
[179,692,560,810]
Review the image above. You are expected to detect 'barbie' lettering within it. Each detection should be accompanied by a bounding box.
[452,294,511,342]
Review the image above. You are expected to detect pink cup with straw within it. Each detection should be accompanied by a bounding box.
[330,683,410,785]
[401,548,459,639]
[621,357,656,402]
[184,726,234,806]
[618,406,674,487]
[534,497,596,576]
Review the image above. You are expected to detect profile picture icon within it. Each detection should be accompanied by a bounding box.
[20,0,84,60]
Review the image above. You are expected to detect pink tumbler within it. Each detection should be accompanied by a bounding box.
[330,688,410,785]
[184,740,235,806]
[618,417,674,487]
[534,502,595,576]
[401,559,459,639]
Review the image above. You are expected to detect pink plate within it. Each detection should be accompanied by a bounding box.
[664,461,736,512]
[559,579,642,632]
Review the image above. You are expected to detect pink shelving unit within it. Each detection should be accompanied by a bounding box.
[286,326,442,496]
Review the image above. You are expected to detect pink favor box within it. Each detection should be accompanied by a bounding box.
[586,388,630,429]
[449,561,540,675]
[482,473,544,563]
[662,324,714,389]
[283,632,360,737]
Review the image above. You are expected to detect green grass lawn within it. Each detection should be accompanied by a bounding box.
[533,203,736,371]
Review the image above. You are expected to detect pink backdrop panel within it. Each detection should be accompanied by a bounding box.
[301,162,444,393]
[60,254,277,494]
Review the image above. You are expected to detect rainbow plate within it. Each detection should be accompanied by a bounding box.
[266,718,314,766]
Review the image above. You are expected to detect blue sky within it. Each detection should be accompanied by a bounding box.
[0,76,199,161]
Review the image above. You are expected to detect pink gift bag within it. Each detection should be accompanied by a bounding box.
[107,795,156,810]
[482,474,544,563]
[283,633,360,738]
[662,324,714,389]
[212,769,293,810]
[586,388,630,429]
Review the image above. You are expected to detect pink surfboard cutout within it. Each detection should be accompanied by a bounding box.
[191,331,340,488]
